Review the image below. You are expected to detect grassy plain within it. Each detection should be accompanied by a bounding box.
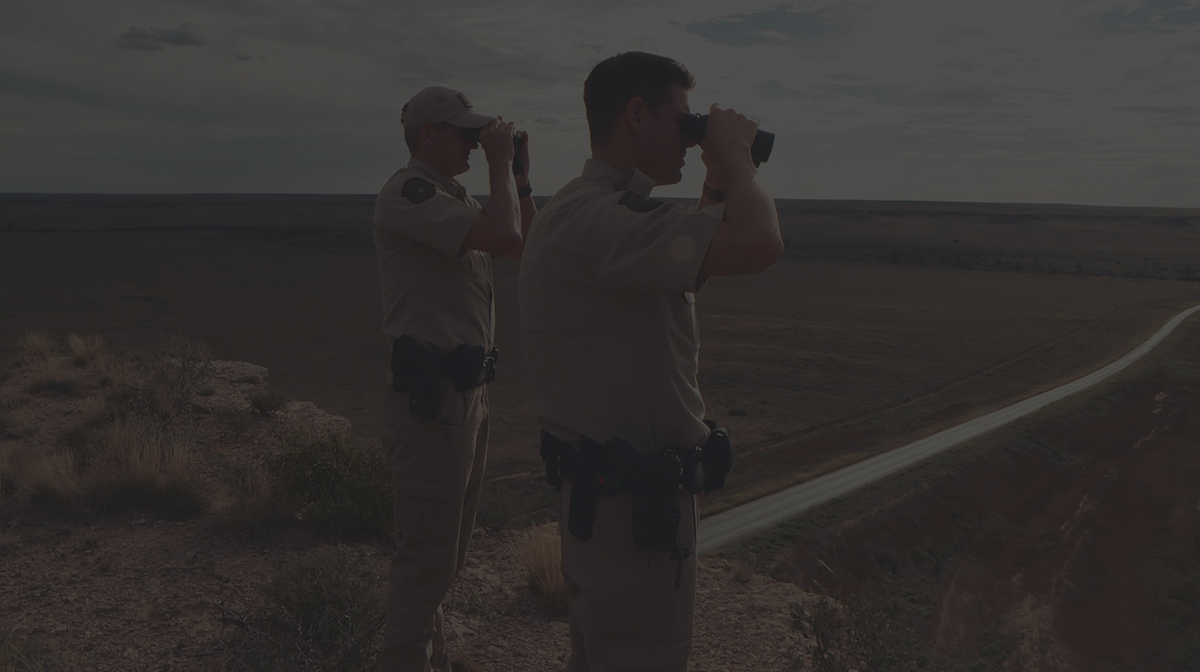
[3,194,1198,525]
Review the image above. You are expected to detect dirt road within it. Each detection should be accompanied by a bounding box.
[698,302,1200,555]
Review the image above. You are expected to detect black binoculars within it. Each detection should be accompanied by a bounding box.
[462,126,525,175]
[679,113,774,167]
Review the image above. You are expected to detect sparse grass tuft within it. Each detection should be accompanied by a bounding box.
[214,463,294,536]
[25,452,82,512]
[221,546,384,671]
[94,355,133,389]
[81,419,207,516]
[250,390,286,418]
[66,334,104,368]
[17,330,57,366]
[516,524,568,616]
[272,433,391,540]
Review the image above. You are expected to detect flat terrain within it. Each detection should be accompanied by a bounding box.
[722,299,1200,671]
[3,194,1199,525]
[3,194,1200,670]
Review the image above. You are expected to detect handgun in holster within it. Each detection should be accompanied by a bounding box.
[603,437,683,554]
[390,335,445,419]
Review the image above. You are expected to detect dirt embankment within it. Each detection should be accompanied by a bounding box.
[762,323,1200,671]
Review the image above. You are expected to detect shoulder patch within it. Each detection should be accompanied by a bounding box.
[401,178,436,204]
[619,190,664,213]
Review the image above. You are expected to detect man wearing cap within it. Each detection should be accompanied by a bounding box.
[374,85,536,672]
[519,52,782,671]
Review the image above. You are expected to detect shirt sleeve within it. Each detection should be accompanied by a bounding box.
[588,196,724,293]
[374,178,481,258]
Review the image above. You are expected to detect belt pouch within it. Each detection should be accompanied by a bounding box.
[450,344,486,392]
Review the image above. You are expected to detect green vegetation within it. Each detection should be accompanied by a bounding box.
[270,432,392,540]
[220,546,384,672]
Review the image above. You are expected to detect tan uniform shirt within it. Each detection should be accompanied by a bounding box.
[373,157,494,351]
[518,159,724,454]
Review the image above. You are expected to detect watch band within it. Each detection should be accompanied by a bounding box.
[517,184,533,199]
[702,184,726,203]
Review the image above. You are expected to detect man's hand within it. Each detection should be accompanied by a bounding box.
[700,105,759,182]
[480,117,516,165]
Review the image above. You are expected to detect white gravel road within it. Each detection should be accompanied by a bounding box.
[697,303,1200,556]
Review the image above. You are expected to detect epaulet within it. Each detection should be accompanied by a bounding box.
[401,177,436,204]
[619,190,665,213]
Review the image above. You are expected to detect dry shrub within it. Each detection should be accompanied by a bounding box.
[78,395,110,428]
[517,524,568,615]
[144,337,211,418]
[24,452,82,511]
[66,334,104,368]
[221,546,385,671]
[18,330,57,366]
[94,355,133,389]
[214,463,294,536]
[82,419,206,516]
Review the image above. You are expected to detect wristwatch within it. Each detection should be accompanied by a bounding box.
[517,184,533,199]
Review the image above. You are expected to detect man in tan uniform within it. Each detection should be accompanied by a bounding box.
[373,85,537,672]
[519,52,783,671]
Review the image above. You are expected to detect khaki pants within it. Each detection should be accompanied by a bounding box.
[559,478,698,672]
[379,382,489,672]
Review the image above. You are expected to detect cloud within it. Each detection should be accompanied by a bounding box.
[115,23,209,51]
[1091,0,1200,33]
[685,6,852,46]
[234,52,254,61]
[1115,105,1200,125]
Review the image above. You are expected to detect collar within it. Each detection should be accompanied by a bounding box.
[581,159,655,197]
[407,157,467,199]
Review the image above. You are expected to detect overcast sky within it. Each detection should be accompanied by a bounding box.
[1,0,1198,207]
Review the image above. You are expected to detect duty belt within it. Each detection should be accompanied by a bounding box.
[391,335,498,419]
[539,424,733,588]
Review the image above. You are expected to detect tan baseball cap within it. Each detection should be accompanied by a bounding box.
[401,86,495,131]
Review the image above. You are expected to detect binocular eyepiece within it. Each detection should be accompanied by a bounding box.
[462,126,525,176]
[678,114,775,167]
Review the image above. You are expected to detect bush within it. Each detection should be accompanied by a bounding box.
[250,390,286,419]
[143,336,211,418]
[66,334,104,367]
[17,330,56,366]
[272,433,392,540]
[516,524,568,616]
[81,419,207,516]
[221,546,384,671]
[214,463,294,537]
[25,452,82,512]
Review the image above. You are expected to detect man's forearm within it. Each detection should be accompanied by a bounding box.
[485,161,520,235]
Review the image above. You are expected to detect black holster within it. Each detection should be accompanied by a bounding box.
[391,336,498,419]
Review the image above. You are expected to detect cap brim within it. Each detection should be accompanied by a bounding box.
[445,111,495,129]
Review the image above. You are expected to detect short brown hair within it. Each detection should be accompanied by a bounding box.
[584,52,694,148]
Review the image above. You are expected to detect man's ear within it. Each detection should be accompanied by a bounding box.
[623,96,647,135]
[418,122,435,148]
